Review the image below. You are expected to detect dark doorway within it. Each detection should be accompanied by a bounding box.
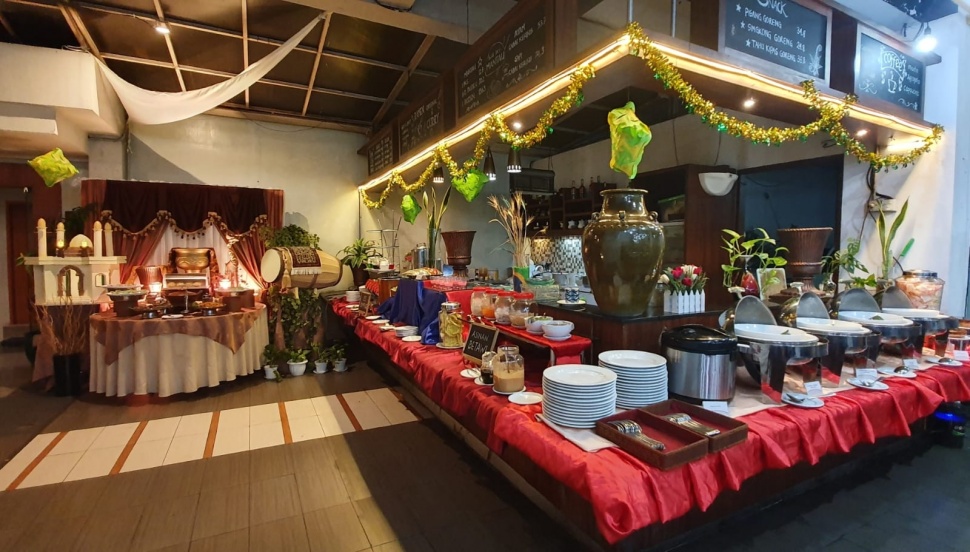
[6,201,31,324]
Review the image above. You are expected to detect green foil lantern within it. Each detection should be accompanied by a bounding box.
[28,148,79,187]
[608,102,653,179]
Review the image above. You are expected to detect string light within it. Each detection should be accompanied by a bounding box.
[507,149,522,173]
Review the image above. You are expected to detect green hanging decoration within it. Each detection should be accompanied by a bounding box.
[402,194,421,223]
[28,148,78,187]
[607,101,653,179]
[451,168,488,203]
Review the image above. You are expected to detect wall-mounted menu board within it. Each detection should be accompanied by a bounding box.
[398,87,443,156]
[366,126,396,176]
[723,0,830,80]
[856,33,924,114]
[455,0,552,120]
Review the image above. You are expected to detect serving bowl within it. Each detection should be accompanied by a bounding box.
[525,316,553,333]
[542,320,574,337]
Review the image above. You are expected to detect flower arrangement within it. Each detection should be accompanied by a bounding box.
[660,265,707,313]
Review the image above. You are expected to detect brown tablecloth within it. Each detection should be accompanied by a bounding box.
[89,304,269,397]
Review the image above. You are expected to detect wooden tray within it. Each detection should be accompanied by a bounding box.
[641,400,748,453]
[595,410,708,471]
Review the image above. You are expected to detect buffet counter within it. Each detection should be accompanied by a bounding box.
[89,304,269,397]
[331,297,970,548]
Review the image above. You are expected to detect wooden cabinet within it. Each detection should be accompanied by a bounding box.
[630,164,738,307]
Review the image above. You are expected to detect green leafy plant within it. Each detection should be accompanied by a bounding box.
[875,199,911,280]
[63,203,95,240]
[338,239,379,268]
[261,224,320,249]
[262,344,285,381]
[310,343,329,363]
[821,238,876,289]
[720,228,788,289]
[329,342,347,361]
[287,348,308,363]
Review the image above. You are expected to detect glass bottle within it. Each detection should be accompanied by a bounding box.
[579,178,586,198]
[895,270,945,310]
[491,345,525,393]
[510,292,535,328]
[438,302,464,348]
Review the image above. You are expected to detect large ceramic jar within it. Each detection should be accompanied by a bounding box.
[582,189,664,317]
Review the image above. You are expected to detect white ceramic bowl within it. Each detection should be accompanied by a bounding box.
[345,291,361,302]
[542,320,575,338]
[526,316,553,333]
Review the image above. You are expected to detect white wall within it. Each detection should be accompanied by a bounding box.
[124,114,367,289]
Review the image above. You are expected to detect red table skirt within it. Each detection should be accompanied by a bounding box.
[331,298,360,327]
[345,309,970,545]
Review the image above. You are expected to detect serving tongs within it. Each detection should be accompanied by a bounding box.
[662,413,721,437]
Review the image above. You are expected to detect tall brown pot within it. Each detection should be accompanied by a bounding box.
[441,230,476,275]
[582,189,665,317]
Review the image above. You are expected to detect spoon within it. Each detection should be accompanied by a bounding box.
[783,393,806,403]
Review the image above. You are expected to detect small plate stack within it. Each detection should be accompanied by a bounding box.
[394,326,418,338]
[598,350,668,408]
[541,365,617,428]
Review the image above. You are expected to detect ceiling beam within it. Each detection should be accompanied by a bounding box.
[0,10,18,39]
[58,2,101,61]
[241,0,249,107]
[372,34,434,127]
[152,0,186,92]
[100,52,406,105]
[7,0,438,77]
[283,0,513,44]
[302,12,330,116]
[212,103,370,133]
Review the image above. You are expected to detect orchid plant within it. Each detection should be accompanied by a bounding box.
[660,264,708,292]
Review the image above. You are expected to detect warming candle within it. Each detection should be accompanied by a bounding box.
[219,278,231,290]
[55,222,64,249]
[37,218,47,258]
[93,221,102,257]
[104,222,114,256]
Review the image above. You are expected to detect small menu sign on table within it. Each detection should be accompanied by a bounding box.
[723,0,830,80]
[463,323,499,365]
[856,33,924,114]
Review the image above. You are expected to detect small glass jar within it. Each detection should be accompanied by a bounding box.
[491,345,525,393]
[510,292,535,328]
[470,287,489,317]
[896,270,945,310]
[494,291,515,325]
[438,301,464,348]
[482,289,500,320]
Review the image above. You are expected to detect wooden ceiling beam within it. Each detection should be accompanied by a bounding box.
[58,1,102,62]
[241,0,249,107]
[301,12,330,117]
[152,0,186,92]
[212,103,370,133]
[7,0,438,77]
[372,34,435,127]
[0,10,18,39]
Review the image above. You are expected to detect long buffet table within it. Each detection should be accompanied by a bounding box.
[332,297,970,548]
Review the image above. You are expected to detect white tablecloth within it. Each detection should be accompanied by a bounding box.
[89,307,269,397]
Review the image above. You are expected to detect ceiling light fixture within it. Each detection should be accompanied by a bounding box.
[916,25,937,53]
[507,149,522,173]
[742,98,756,109]
[433,165,445,184]
[512,121,523,130]
[855,128,869,137]
[483,148,497,181]
[154,22,170,34]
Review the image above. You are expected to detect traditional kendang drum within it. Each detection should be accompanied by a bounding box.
[260,247,342,288]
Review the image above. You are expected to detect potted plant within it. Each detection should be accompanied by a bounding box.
[875,199,912,282]
[35,300,88,396]
[338,239,380,287]
[488,192,534,291]
[286,348,309,376]
[262,344,284,381]
[330,343,348,372]
[660,264,708,313]
[821,238,876,292]
[311,343,329,374]
[721,228,788,298]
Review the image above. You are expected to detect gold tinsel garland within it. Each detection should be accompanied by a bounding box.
[362,23,943,209]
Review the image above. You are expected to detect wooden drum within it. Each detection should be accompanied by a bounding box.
[260,247,342,289]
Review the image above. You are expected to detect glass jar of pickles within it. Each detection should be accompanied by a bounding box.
[896,270,945,310]
[491,345,525,393]
[494,291,515,325]
[470,287,489,317]
[482,289,499,320]
[510,292,535,328]
[438,301,464,348]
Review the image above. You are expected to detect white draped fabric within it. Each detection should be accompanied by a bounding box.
[96,15,323,125]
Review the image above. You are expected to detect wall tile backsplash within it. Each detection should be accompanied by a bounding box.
[531,237,585,274]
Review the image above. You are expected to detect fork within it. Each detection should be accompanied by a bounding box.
[608,420,666,451]
[664,413,721,437]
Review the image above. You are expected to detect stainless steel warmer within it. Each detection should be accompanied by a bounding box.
[831,288,923,364]
[880,286,959,357]
[661,325,738,403]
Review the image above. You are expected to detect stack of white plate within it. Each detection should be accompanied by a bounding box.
[394,326,418,338]
[598,350,668,408]
[541,365,617,428]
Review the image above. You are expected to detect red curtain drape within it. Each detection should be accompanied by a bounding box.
[115,221,169,284]
[80,179,106,238]
[232,233,268,291]
[264,189,284,229]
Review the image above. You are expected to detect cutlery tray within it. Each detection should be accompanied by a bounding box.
[641,400,748,452]
[595,411,708,470]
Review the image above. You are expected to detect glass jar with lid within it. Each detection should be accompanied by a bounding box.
[438,301,464,348]
[470,287,489,317]
[510,292,535,328]
[481,289,499,320]
[491,345,525,393]
[494,291,515,325]
[895,270,945,310]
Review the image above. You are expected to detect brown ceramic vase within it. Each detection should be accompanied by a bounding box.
[441,230,476,275]
[582,189,665,317]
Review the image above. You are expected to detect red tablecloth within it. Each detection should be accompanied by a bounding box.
[495,322,591,365]
[344,309,970,545]
[331,298,359,327]
[365,279,381,296]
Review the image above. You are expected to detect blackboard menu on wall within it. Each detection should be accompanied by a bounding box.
[398,88,442,156]
[366,129,396,176]
[724,0,829,79]
[455,1,550,119]
[856,33,924,114]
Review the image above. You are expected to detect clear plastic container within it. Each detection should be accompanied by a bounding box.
[896,270,945,310]
[470,287,489,317]
[494,291,515,325]
[510,292,535,328]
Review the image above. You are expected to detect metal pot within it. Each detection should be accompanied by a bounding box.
[661,325,737,402]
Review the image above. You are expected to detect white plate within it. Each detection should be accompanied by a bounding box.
[883,307,946,319]
[877,367,917,379]
[837,311,912,326]
[365,315,381,320]
[509,391,543,405]
[460,368,480,378]
[543,335,572,342]
[847,377,889,391]
[436,342,464,350]
[557,299,587,306]
[542,406,615,420]
[493,386,526,396]
[380,325,395,331]
[372,319,389,325]
[796,317,869,334]
[735,324,818,344]
[161,314,184,319]
[473,377,491,386]
[782,393,824,408]
[541,395,616,408]
[924,355,963,367]
[526,329,545,335]
[598,350,667,369]
[541,379,616,394]
[402,335,422,343]
[544,365,618,387]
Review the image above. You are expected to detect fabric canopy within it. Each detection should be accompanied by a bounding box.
[96,15,323,125]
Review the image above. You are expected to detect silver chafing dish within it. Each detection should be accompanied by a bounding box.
[879,286,959,357]
[729,296,829,404]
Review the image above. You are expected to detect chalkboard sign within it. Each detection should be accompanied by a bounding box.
[398,88,442,156]
[856,33,924,114]
[463,323,499,365]
[366,128,396,176]
[724,0,829,79]
[455,0,551,119]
